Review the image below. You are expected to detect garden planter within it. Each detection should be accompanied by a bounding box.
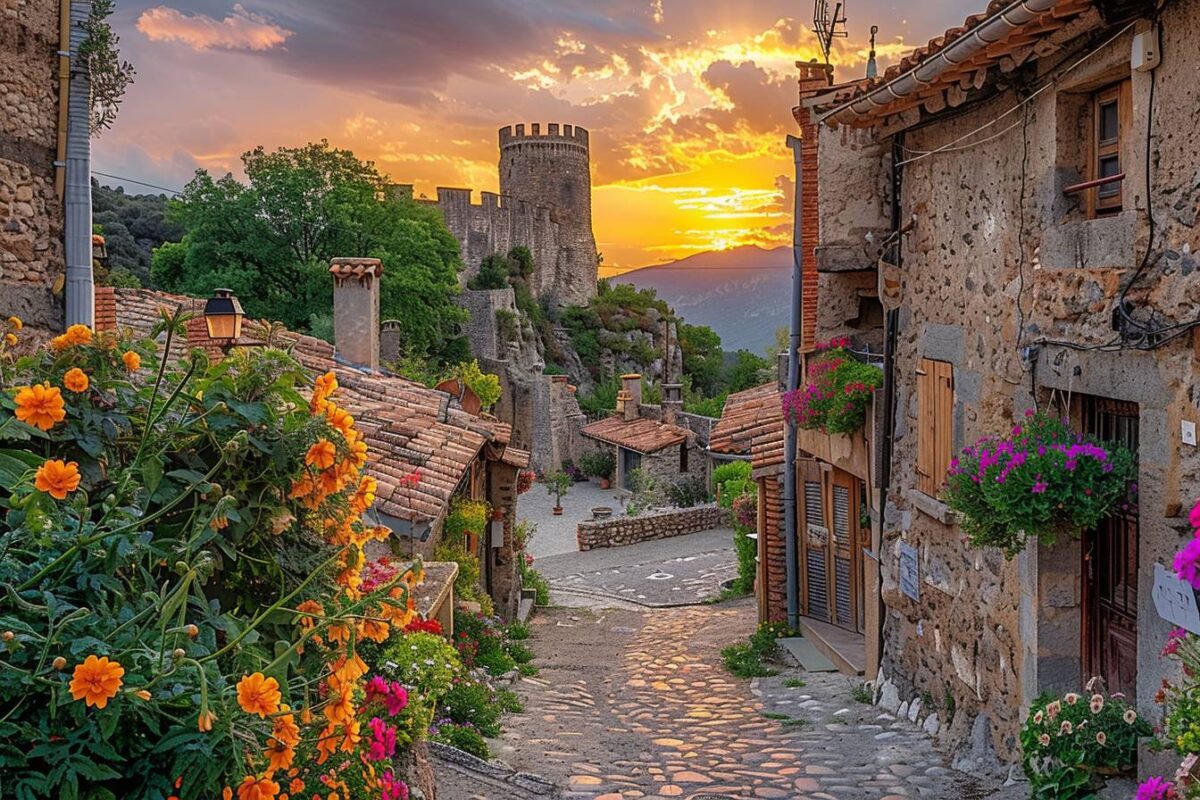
[553,506,563,516]
[592,506,613,519]
[599,478,611,490]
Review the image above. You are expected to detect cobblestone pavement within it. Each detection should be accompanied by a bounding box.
[537,528,737,606]
[490,600,1012,800]
[519,481,627,559]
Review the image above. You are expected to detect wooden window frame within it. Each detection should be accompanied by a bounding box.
[1087,79,1131,218]
[916,358,954,498]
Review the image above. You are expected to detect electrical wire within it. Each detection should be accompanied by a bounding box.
[1015,101,1030,359]
[895,20,1137,168]
[91,171,181,195]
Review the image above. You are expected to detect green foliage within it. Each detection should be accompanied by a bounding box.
[80,0,135,134]
[444,497,491,546]
[449,360,503,409]
[439,680,507,737]
[468,254,511,290]
[544,471,571,506]
[378,632,462,706]
[684,393,727,418]
[726,349,772,394]
[452,612,535,677]
[666,475,708,508]
[430,721,489,759]
[1159,630,1200,756]
[93,180,183,286]
[156,141,467,365]
[944,411,1135,557]
[1020,689,1150,799]
[713,461,754,508]
[495,309,519,342]
[578,376,621,416]
[721,623,793,678]
[782,345,882,436]
[625,468,657,516]
[732,524,757,595]
[784,677,807,689]
[543,363,566,376]
[849,683,874,704]
[579,449,615,480]
[679,322,724,396]
[433,543,492,615]
[520,560,551,606]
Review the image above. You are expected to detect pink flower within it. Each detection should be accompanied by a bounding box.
[367,716,398,762]
[1189,499,1200,530]
[1031,476,1048,494]
[1137,776,1175,800]
[1025,408,1036,417]
[379,769,410,800]
[1174,537,1200,590]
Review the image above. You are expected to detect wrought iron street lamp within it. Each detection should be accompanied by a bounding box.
[203,288,244,341]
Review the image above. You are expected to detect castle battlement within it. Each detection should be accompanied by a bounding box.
[499,123,590,150]
[432,187,554,222]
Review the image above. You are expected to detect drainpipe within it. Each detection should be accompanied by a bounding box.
[783,134,804,631]
[820,0,1057,127]
[64,0,94,328]
[54,0,71,198]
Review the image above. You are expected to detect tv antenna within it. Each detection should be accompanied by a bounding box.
[812,0,848,65]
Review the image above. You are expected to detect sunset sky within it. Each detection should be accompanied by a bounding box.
[96,0,976,273]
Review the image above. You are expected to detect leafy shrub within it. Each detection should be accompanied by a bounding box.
[439,679,505,737]
[507,620,531,640]
[0,316,424,798]
[580,449,616,479]
[732,526,757,594]
[444,496,491,546]
[448,360,502,409]
[721,622,792,678]
[468,253,511,290]
[781,341,882,435]
[433,543,493,615]
[521,557,551,606]
[496,308,520,342]
[684,393,726,417]
[430,720,490,759]
[453,611,531,677]
[714,461,755,508]
[666,475,709,508]
[1020,687,1150,799]
[625,468,657,516]
[378,632,462,710]
[944,410,1135,557]
[544,470,571,506]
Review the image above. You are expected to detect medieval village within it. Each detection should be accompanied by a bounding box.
[1,0,1200,798]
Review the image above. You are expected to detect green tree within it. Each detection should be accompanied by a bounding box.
[153,141,467,365]
[767,325,791,361]
[726,349,771,393]
[678,322,724,397]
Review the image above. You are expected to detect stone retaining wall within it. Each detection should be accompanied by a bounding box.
[576,505,729,551]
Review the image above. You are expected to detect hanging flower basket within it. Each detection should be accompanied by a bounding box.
[944,410,1135,557]
[781,339,882,436]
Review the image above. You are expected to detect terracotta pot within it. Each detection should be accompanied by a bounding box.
[552,506,563,516]
[599,478,611,490]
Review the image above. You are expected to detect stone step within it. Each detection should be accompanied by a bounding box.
[777,636,838,672]
[518,596,535,623]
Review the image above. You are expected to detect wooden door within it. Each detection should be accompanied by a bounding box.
[829,469,859,630]
[1081,397,1139,698]
[798,459,830,623]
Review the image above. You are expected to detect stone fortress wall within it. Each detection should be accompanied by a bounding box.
[0,0,65,335]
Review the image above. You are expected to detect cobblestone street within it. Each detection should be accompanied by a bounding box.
[478,599,1015,800]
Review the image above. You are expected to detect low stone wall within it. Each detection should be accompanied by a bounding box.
[576,505,730,550]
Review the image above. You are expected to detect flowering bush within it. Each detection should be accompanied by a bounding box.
[443,497,490,546]
[944,410,1134,557]
[781,340,881,436]
[0,315,423,798]
[515,469,536,495]
[429,719,489,760]
[1019,684,1149,799]
[453,611,536,677]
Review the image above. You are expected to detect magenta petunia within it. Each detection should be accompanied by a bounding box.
[1190,499,1200,530]
[1136,776,1175,800]
[1174,537,1200,590]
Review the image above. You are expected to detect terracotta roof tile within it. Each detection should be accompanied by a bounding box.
[581,414,689,453]
[107,288,506,528]
[709,383,783,457]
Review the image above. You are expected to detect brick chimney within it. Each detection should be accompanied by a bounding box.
[330,257,384,370]
[662,383,683,424]
[793,59,832,352]
[621,373,642,421]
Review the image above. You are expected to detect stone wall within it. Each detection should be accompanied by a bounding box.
[873,3,1200,763]
[0,2,64,336]
[459,287,519,362]
[577,505,729,551]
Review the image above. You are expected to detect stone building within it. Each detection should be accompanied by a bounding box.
[580,375,708,499]
[1,0,66,336]
[396,122,597,310]
[782,0,1200,769]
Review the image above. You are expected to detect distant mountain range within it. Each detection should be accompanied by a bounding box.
[614,245,791,353]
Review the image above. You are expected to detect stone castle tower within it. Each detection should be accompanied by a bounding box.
[499,123,597,307]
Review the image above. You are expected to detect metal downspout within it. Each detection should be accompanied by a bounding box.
[54,0,70,198]
[64,0,94,328]
[784,134,804,631]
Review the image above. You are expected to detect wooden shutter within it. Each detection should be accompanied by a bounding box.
[831,476,854,629]
[798,458,829,622]
[917,358,954,497]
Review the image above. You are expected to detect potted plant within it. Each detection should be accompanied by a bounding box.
[944,410,1135,557]
[580,450,615,490]
[545,470,571,515]
[780,338,882,436]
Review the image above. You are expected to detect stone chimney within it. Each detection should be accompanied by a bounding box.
[330,257,384,370]
[380,320,402,365]
[662,383,683,424]
[620,373,642,421]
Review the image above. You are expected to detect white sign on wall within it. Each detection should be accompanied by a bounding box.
[1152,562,1200,635]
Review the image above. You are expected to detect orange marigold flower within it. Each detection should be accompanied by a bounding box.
[236,672,281,718]
[64,324,92,346]
[326,623,350,647]
[7,316,22,331]
[222,788,233,800]
[198,709,217,732]
[288,778,304,796]
[338,718,362,752]
[272,706,300,748]
[264,737,295,775]
[305,439,336,470]
[35,459,81,500]
[288,475,314,499]
[295,599,323,631]
[50,334,69,351]
[14,382,66,431]
[312,371,338,404]
[236,776,280,800]
[315,722,339,765]
[63,368,89,393]
[325,404,355,435]
[69,655,124,708]
[133,689,152,700]
[3,333,16,347]
[122,350,141,371]
[361,616,389,643]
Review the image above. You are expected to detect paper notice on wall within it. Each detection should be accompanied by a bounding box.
[1152,562,1200,635]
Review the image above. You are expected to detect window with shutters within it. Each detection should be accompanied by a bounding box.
[916,358,954,497]
[1088,79,1131,218]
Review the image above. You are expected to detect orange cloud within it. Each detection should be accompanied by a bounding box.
[137,4,293,52]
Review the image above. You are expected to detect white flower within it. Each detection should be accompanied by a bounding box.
[1039,733,1051,746]
[1089,694,1104,713]
[1060,720,1073,734]
[1123,709,1137,724]
[1095,731,1107,745]
[1065,693,1079,705]
[1033,710,1044,724]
